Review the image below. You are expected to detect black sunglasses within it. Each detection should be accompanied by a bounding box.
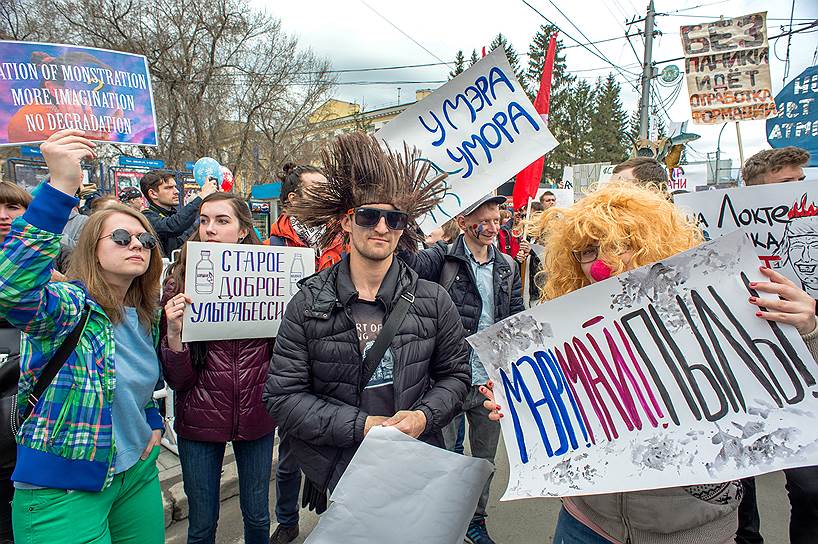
[348,207,409,230]
[99,229,158,250]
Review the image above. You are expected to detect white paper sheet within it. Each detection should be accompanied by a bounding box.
[305,426,493,544]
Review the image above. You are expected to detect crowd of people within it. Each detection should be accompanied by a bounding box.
[0,128,815,544]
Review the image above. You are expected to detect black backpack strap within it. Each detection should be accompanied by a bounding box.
[360,278,417,390]
[438,244,459,292]
[23,304,90,420]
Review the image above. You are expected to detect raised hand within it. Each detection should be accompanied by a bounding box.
[39,129,96,197]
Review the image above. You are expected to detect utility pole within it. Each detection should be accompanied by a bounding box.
[638,0,656,140]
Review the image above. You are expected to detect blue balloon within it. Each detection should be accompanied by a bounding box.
[193,157,222,187]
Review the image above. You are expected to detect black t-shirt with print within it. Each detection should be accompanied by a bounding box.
[352,299,395,417]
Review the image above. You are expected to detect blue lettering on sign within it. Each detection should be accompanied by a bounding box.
[500,349,588,464]
[416,65,541,180]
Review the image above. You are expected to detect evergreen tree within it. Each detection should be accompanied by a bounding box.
[628,108,640,147]
[468,49,480,67]
[652,111,667,139]
[449,50,465,79]
[589,73,629,164]
[553,79,596,167]
[489,33,528,93]
[527,24,577,179]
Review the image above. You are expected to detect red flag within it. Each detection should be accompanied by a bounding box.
[512,32,558,210]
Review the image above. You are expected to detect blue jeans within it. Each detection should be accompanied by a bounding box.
[178,433,274,544]
[738,466,818,544]
[275,434,302,527]
[452,412,466,455]
[553,507,611,544]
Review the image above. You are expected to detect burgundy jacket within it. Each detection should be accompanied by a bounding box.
[160,279,275,442]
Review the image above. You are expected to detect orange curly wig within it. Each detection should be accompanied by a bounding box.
[530,181,703,301]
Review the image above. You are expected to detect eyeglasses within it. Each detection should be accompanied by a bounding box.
[572,246,599,264]
[347,207,409,230]
[99,229,157,250]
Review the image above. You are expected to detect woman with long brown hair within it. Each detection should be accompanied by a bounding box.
[161,192,276,544]
[0,129,165,543]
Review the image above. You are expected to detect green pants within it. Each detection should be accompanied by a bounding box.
[11,446,164,544]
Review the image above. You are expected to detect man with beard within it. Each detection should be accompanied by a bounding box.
[263,133,470,514]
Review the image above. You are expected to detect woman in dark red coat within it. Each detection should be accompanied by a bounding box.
[161,192,275,544]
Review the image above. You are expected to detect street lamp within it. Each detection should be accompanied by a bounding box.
[714,122,729,186]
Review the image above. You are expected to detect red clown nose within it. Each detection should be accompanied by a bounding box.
[589,259,612,282]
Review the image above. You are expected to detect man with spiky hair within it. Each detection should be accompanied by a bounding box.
[263,133,471,511]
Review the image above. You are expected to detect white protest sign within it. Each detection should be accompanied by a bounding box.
[305,427,492,544]
[182,241,315,342]
[668,163,708,192]
[536,187,574,208]
[675,180,818,298]
[376,48,557,232]
[469,231,818,499]
[597,164,615,184]
[562,165,574,189]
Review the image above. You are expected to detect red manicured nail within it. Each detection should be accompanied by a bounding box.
[756,312,762,317]
[749,297,757,303]
[749,282,757,287]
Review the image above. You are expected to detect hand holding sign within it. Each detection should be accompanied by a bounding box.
[749,266,817,335]
[40,129,96,196]
[165,292,192,352]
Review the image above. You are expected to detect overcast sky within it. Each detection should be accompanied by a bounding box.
[263,0,818,173]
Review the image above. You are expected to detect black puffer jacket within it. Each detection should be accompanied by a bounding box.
[400,235,524,336]
[142,200,200,257]
[263,255,470,491]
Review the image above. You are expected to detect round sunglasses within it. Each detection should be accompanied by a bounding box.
[347,207,409,231]
[99,229,158,250]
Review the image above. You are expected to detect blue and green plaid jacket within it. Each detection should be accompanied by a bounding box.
[0,183,163,492]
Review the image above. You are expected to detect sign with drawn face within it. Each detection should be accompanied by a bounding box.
[675,180,818,297]
[376,48,557,232]
[182,242,315,342]
[468,231,818,499]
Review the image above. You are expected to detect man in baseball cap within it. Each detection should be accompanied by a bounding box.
[399,192,523,544]
[118,186,144,211]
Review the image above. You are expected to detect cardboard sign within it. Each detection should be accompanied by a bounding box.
[469,231,818,499]
[675,181,818,297]
[680,12,777,125]
[182,242,315,342]
[767,65,818,165]
[376,48,557,232]
[0,40,158,145]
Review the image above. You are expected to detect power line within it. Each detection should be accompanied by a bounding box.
[542,0,641,90]
[357,0,453,68]
[661,0,731,15]
[518,0,640,87]
[783,0,797,85]
[654,21,818,65]
[657,13,814,21]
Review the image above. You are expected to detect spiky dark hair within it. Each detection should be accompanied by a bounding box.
[287,132,447,252]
